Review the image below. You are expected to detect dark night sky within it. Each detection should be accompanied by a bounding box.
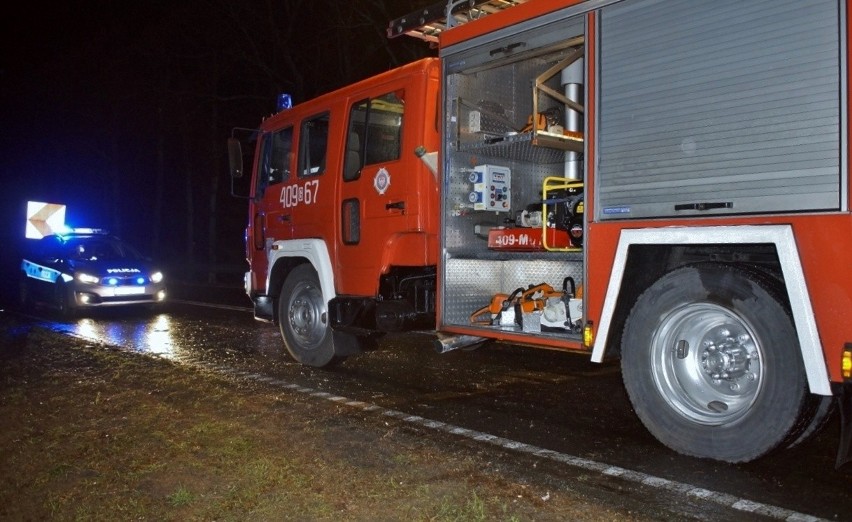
[3,2,172,230]
[0,0,433,279]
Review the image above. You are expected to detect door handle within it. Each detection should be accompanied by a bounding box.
[277,214,291,222]
[674,202,732,211]
[385,201,406,211]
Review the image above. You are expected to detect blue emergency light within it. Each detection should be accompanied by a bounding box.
[277,93,293,112]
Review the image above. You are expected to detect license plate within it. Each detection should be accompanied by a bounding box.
[114,286,145,296]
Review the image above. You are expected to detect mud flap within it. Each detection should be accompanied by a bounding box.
[332,330,366,357]
[837,383,852,468]
[253,295,274,322]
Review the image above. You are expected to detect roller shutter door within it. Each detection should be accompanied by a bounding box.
[597,0,842,219]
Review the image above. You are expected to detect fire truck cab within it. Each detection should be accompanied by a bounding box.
[229,58,441,367]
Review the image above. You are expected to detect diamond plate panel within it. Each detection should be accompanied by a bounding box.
[443,257,583,326]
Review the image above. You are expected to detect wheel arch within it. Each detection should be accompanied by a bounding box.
[591,225,831,396]
[267,239,337,319]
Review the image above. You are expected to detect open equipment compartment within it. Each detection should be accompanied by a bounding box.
[440,14,587,340]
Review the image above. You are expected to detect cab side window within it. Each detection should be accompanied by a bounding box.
[344,91,404,182]
[299,113,330,177]
[256,127,293,196]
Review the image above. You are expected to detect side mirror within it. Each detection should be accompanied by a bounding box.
[227,138,243,178]
[228,137,252,199]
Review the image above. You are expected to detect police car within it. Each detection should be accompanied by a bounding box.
[20,229,166,315]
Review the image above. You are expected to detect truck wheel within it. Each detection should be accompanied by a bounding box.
[278,264,354,367]
[787,395,834,449]
[621,263,812,463]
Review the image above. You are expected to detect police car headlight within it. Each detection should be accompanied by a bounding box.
[77,273,100,284]
[150,271,164,284]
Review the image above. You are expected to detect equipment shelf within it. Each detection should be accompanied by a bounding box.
[458,130,583,163]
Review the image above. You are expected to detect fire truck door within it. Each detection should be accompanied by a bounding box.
[338,90,410,293]
[249,127,294,295]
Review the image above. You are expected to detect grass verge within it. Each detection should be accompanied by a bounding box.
[0,317,647,521]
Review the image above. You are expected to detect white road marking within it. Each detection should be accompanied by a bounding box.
[191,360,825,522]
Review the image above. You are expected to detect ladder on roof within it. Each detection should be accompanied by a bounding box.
[388,0,529,43]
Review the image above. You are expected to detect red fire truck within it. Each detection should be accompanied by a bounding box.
[230,0,852,465]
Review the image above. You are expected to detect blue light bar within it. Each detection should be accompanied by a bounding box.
[71,228,108,234]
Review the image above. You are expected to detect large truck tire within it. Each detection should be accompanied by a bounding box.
[786,394,834,449]
[621,263,821,463]
[278,264,357,368]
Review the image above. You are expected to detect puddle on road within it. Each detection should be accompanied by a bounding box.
[41,307,282,364]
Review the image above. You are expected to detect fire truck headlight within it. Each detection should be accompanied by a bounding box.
[77,273,99,284]
[150,271,163,284]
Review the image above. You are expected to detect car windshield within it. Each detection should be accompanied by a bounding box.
[65,238,142,262]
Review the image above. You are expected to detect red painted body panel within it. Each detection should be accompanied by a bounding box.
[246,58,441,298]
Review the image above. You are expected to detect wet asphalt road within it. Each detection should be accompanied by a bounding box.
[4,281,852,520]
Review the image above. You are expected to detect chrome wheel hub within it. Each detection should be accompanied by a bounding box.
[652,303,763,425]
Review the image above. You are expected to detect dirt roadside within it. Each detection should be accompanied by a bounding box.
[0,314,684,521]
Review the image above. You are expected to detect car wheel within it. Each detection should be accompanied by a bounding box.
[621,263,820,463]
[55,281,77,318]
[277,264,358,367]
[19,277,32,309]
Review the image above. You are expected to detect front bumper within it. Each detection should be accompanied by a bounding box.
[72,283,167,307]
